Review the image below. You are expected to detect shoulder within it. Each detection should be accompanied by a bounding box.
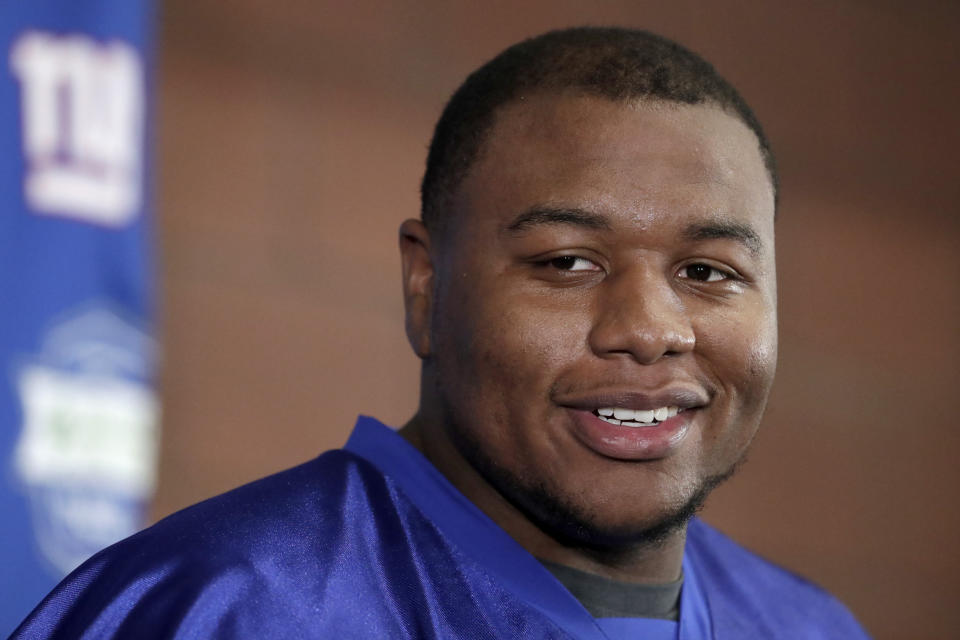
[122,448,387,561]
[686,518,871,639]
[12,450,402,639]
[14,445,565,639]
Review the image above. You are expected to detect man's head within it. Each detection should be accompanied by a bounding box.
[421,27,778,237]
[400,27,778,564]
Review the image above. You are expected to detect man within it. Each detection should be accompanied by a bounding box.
[13,27,870,639]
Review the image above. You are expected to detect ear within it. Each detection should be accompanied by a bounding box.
[399,219,434,359]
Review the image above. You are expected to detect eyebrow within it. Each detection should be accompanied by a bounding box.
[683,220,763,256]
[504,206,764,256]
[504,206,612,233]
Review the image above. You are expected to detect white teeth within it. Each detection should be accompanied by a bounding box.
[595,406,681,426]
[635,409,655,423]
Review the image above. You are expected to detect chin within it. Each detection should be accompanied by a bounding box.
[530,478,719,550]
[485,454,741,552]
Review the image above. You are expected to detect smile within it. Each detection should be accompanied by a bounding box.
[593,406,682,427]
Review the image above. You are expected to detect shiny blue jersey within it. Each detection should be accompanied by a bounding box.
[12,417,870,639]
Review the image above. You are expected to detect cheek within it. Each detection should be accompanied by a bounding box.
[739,304,778,404]
[745,329,778,399]
[451,274,574,356]
[469,307,568,387]
[692,311,776,471]
[433,301,563,462]
[696,302,777,406]
[434,284,534,395]
[436,286,588,427]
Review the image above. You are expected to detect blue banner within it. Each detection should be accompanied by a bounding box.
[0,1,157,633]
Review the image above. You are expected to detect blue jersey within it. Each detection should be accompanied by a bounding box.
[12,417,870,639]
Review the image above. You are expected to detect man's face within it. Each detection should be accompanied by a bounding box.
[418,95,777,544]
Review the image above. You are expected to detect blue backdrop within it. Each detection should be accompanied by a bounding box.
[0,0,156,633]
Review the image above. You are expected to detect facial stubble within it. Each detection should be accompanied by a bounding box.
[438,391,749,557]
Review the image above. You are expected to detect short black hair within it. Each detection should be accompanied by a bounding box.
[421,27,778,231]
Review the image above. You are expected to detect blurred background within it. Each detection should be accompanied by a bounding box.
[2,1,958,638]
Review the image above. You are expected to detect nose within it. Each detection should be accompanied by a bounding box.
[588,267,695,364]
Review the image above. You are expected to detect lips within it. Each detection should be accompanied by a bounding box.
[566,408,693,461]
[557,388,707,461]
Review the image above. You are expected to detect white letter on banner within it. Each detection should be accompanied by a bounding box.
[10,32,144,226]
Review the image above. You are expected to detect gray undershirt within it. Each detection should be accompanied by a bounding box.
[539,559,683,621]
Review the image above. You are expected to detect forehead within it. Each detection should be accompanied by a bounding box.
[453,94,775,240]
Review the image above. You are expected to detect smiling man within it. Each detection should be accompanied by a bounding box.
[400,94,778,572]
[14,27,870,639]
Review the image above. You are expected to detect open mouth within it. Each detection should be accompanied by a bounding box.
[592,406,683,427]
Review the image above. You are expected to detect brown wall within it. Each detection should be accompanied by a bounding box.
[154,2,960,638]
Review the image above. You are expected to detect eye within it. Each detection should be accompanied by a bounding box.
[679,263,731,282]
[546,255,601,272]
